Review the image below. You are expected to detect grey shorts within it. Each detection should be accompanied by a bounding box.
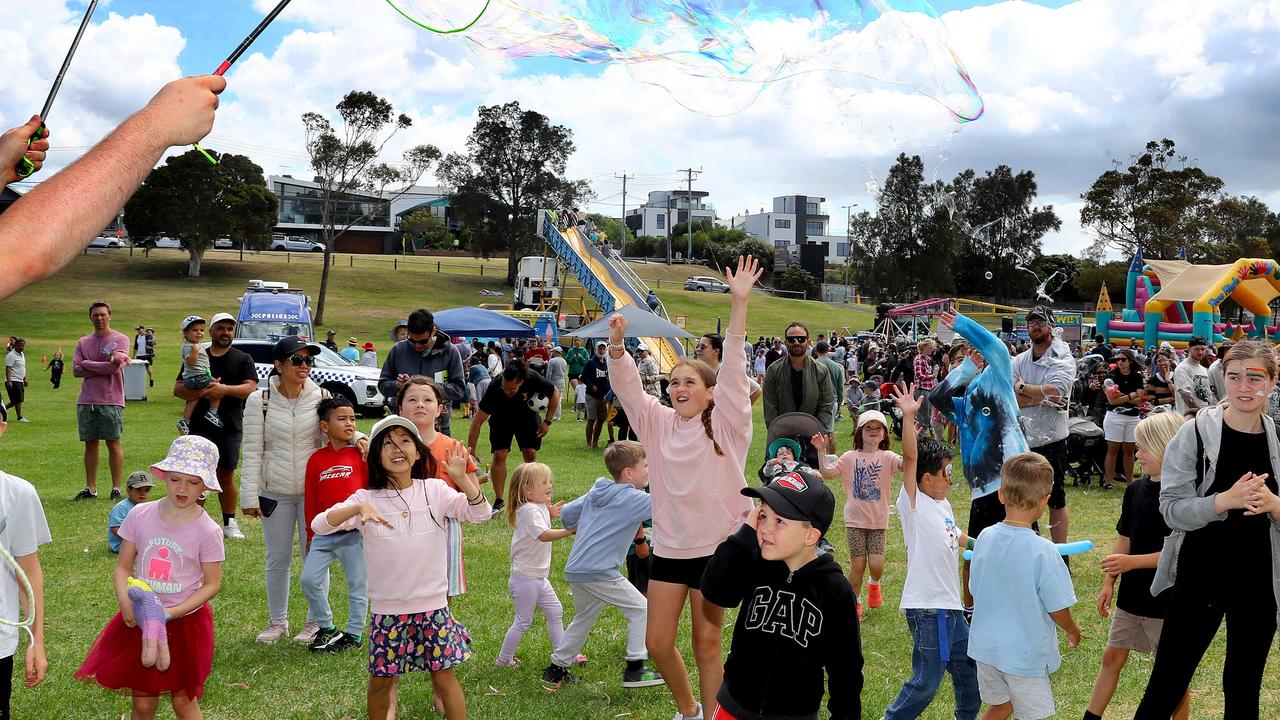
[975,662,1054,719]
[585,396,608,421]
[1106,607,1163,654]
[77,404,124,441]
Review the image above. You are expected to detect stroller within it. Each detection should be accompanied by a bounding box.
[1065,354,1110,486]
[760,412,827,482]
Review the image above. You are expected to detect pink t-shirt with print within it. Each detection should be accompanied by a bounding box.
[118,501,225,608]
[833,449,902,530]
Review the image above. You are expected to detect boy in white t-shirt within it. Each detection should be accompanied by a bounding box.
[573,381,587,422]
[0,403,52,716]
[883,386,980,719]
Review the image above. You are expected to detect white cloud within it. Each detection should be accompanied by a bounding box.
[5,0,1280,260]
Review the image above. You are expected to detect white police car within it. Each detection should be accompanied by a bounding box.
[232,339,385,418]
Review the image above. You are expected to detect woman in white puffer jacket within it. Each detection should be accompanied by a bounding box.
[241,336,365,645]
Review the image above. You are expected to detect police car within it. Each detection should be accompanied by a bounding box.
[236,280,314,342]
[232,339,386,418]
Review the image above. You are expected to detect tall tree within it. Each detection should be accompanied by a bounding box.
[302,90,441,324]
[399,209,454,252]
[438,102,592,284]
[1080,138,1224,260]
[1201,195,1280,262]
[123,150,277,277]
[950,165,1061,297]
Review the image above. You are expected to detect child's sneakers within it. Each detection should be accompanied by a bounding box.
[494,656,521,668]
[571,653,588,666]
[311,629,360,653]
[867,582,883,609]
[621,660,665,688]
[203,409,224,428]
[541,663,577,688]
[672,702,704,720]
[177,418,190,435]
[856,599,864,622]
[255,621,289,644]
[308,626,340,652]
[293,620,321,644]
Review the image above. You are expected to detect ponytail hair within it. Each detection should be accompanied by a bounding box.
[701,400,724,456]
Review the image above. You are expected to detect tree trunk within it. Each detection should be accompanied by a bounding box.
[316,238,332,325]
[188,248,203,277]
[506,250,520,287]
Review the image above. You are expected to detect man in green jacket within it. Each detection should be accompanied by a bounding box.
[763,322,834,430]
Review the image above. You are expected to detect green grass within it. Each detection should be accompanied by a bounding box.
[0,252,1274,718]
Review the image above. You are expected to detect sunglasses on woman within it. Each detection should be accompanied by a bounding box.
[287,354,316,367]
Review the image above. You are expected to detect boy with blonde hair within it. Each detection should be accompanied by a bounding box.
[968,452,1079,720]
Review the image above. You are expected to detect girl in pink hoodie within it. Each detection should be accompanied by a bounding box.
[607,255,761,720]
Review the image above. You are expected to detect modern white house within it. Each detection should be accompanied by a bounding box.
[728,194,850,265]
[269,175,456,254]
[625,190,716,240]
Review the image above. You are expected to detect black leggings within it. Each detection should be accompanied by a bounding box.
[1134,579,1276,719]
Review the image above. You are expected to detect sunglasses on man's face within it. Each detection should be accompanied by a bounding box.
[287,354,316,367]
[408,336,433,347]
[786,335,808,344]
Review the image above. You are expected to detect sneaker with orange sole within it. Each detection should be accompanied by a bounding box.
[867,583,883,609]
[856,599,864,622]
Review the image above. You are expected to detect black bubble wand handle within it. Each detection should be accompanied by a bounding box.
[16,0,98,179]
[194,0,293,165]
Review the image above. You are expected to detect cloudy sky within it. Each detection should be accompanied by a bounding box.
[3,0,1278,257]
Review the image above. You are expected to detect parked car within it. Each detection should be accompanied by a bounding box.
[232,338,385,418]
[88,235,123,249]
[152,237,182,249]
[271,235,323,252]
[683,275,730,293]
[214,237,234,249]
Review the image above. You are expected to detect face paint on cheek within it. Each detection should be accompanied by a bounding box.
[1247,369,1270,395]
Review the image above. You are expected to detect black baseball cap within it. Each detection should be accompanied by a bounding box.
[1026,306,1054,324]
[742,466,834,535]
[271,335,323,360]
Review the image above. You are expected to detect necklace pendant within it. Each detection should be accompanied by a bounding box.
[402,510,409,518]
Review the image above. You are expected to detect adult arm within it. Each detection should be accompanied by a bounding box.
[439,344,466,403]
[72,341,122,378]
[761,362,781,426]
[239,391,265,512]
[1016,354,1073,408]
[465,409,489,456]
[377,344,401,400]
[0,76,225,301]
[0,116,50,189]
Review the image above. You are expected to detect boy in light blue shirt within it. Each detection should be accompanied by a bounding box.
[107,471,153,553]
[968,452,1079,720]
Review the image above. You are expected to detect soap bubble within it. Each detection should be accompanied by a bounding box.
[981,407,991,416]
[984,271,993,280]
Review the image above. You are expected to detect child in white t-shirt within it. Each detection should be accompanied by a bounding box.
[882,386,979,719]
[497,463,576,668]
[574,382,587,421]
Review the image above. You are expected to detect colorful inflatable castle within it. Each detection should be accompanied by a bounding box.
[1096,248,1280,349]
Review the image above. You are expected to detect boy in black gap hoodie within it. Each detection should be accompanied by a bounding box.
[701,466,862,720]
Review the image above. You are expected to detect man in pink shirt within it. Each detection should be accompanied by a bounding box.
[73,301,131,501]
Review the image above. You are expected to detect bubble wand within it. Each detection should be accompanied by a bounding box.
[14,0,99,179]
[193,0,293,165]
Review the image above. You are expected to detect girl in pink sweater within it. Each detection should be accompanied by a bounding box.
[312,416,491,720]
[607,255,761,720]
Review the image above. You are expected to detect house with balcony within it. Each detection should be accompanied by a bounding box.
[270,175,457,254]
[728,194,849,265]
[625,190,716,240]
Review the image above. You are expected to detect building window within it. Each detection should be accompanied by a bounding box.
[806,221,824,235]
[275,182,390,228]
[806,202,819,215]
[774,240,789,248]
[774,219,791,229]
[656,213,665,230]
[838,242,850,257]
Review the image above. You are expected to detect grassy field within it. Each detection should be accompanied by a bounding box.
[0,251,1273,719]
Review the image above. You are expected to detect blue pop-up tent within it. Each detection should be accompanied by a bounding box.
[433,307,536,338]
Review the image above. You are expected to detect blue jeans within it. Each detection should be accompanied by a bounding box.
[300,531,368,636]
[884,608,981,720]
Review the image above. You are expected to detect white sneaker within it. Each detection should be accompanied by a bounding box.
[255,621,289,644]
[293,620,321,644]
[673,703,703,720]
[16,417,29,423]
[223,518,245,540]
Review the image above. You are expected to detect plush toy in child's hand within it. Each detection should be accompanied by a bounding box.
[127,577,170,671]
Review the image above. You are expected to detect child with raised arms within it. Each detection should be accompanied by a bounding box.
[882,386,979,720]
[540,442,662,689]
[1085,410,1188,720]
[815,407,902,620]
[312,416,489,720]
[76,435,225,720]
[607,255,760,720]
[300,396,368,653]
[497,462,574,668]
[701,464,862,719]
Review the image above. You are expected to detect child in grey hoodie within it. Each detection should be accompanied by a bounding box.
[541,441,665,690]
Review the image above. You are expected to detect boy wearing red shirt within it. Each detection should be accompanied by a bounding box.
[300,397,368,653]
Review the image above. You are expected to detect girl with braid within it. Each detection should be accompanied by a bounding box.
[607,256,760,720]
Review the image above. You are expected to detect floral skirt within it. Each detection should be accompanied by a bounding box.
[368,606,472,677]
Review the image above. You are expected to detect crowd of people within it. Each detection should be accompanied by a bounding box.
[6,267,1280,720]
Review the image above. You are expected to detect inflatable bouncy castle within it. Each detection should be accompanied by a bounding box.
[1096,248,1280,348]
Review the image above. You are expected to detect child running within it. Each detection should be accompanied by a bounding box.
[300,396,368,654]
[607,255,760,720]
[702,464,862,720]
[76,435,226,720]
[177,316,222,436]
[540,442,663,689]
[968,453,1079,720]
[498,462,572,668]
[311,416,490,720]
[883,386,979,720]
[1085,411,1188,720]
[814,408,902,620]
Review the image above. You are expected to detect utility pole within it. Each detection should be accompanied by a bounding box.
[678,168,701,263]
[615,172,632,256]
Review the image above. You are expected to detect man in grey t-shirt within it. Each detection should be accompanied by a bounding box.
[1173,336,1214,417]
